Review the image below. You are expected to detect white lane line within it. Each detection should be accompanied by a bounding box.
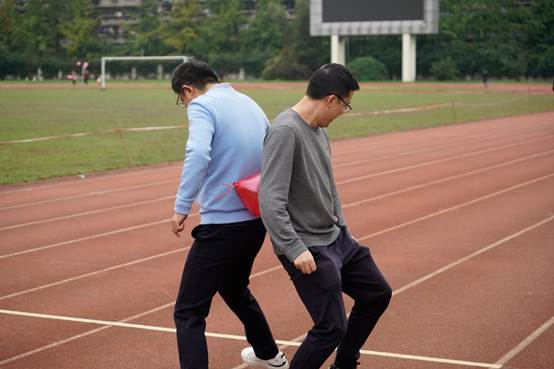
[1,172,552,302]
[2,214,550,367]
[343,149,554,209]
[230,215,554,369]
[0,195,175,231]
[8,213,550,368]
[0,179,176,211]
[4,128,551,231]
[334,125,554,169]
[391,215,554,296]
[2,120,551,209]
[357,173,554,242]
[3,140,552,261]
[0,301,176,367]
[331,117,554,157]
[0,246,192,302]
[0,218,175,260]
[0,305,501,368]
[493,316,554,368]
[0,165,180,196]
[337,134,554,185]
[0,309,502,368]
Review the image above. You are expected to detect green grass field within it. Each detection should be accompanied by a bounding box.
[0,81,552,185]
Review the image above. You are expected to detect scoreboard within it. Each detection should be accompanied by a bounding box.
[311,0,439,36]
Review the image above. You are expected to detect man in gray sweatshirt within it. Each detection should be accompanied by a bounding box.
[258,64,392,369]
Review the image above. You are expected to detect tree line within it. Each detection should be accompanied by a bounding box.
[0,0,552,80]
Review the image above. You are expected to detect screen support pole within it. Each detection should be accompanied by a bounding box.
[402,33,417,82]
[331,35,346,65]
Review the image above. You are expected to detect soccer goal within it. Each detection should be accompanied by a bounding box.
[100,55,189,89]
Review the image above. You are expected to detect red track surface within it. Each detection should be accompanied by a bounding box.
[1,112,553,369]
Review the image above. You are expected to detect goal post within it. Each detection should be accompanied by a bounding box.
[100,55,189,90]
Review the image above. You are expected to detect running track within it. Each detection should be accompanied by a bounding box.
[0,112,553,369]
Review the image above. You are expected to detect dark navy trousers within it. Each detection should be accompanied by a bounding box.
[174,218,279,369]
[279,227,392,369]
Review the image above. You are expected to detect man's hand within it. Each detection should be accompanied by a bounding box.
[171,213,188,237]
[293,250,317,274]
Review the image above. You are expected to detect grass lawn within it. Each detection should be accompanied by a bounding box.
[1,81,552,184]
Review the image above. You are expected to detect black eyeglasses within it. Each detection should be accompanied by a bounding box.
[176,94,185,109]
[332,94,352,113]
[176,84,191,109]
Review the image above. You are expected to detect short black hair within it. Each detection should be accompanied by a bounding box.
[171,59,220,94]
[306,63,360,99]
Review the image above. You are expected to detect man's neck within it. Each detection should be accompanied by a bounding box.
[292,96,321,128]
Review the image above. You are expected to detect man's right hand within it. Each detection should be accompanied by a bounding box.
[171,213,188,237]
[293,250,317,274]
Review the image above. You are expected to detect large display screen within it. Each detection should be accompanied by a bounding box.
[322,0,425,22]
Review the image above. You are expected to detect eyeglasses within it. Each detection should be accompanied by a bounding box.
[176,94,186,109]
[332,94,352,113]
[176,84,191,109]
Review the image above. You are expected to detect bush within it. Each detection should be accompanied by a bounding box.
[431,57,460,80]
[347,56,389,81]
[261,50,311,80]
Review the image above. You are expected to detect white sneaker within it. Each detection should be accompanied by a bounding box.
[241,347,289,369]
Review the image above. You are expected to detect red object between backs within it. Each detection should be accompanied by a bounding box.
[233,174,261,216]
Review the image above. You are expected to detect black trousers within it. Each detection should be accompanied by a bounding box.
[279,227,392,369]
[174,218,279,369]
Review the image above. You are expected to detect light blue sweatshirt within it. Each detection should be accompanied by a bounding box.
[174,83,269,224]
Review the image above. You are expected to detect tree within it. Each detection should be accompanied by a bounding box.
[161,0,203,55]
[419,0,531,78]
[59,0,101,59]
[527,0,554,77]
[127,0,169,56]
[240,0,287,76]
[289,0,328,73]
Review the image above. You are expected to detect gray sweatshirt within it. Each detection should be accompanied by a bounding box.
[259,109,346,262]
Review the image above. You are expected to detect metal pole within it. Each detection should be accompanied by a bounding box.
[101,57,106,90]
[402,34,417,82]
[331,35,346,65]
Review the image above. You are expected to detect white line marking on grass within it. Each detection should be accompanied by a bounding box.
[0,125,186,145]
[2,118,551,208]
[0,179,176,211]
[4,128,551,232]
[0,308,502,368]
[2,137,552,261]
[493,316,554,368]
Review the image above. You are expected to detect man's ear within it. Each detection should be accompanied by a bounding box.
[182,85,194,97]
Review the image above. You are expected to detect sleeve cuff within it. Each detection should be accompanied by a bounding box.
[174,201,192,215]
[283,242,308,263]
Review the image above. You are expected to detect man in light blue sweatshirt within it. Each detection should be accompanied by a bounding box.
[170,60,288,369]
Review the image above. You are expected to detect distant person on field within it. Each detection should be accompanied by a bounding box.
[482,69,489,89]
[169,60,288,369]
[82,62,89,84]
[68,70,77,85]
[259,63,392,369]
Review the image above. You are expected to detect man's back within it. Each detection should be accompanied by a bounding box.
[177,83,269,224]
